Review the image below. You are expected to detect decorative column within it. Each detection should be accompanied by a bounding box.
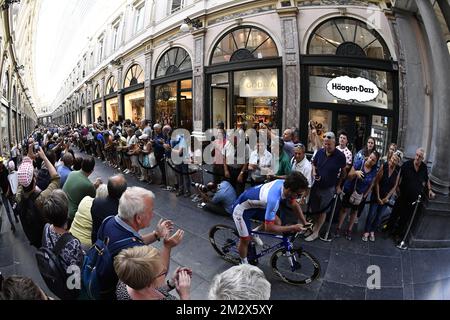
[277,5,300,131]
[89,82,94,124]
[416,0,450,195]
[437,0,450,31]
[144,48,153,122]
[192,27,206,137]
[117,65,124,118]
[100,76,106,123]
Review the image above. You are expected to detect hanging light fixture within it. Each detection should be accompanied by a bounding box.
[1,0,20,10]
[180,17,203,33]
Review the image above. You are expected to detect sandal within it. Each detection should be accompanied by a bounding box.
[362,234,369,242]
[369,234,375,242]
[345,230,352,241]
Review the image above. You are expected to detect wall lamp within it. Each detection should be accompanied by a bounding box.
[1,0,20,10]
[15,65,25,77]
[180,17,203,33]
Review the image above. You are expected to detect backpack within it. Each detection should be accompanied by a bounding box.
[35,225,80,300]
[81,216,144,300]
[17,191,45,248]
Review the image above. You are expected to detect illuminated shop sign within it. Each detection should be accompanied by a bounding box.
[327,76,379,103]
[240,70,277,97]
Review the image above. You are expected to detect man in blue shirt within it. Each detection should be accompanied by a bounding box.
[232,171,308,264]
[198,181,237,216]
[57,152,73,188]
[95,187,180,299]
[305,132,347,242]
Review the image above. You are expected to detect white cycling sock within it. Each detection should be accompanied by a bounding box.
[240,257,248,264]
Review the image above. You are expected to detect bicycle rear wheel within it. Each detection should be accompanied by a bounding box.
[209,225,241,265]
[270,248,320,285]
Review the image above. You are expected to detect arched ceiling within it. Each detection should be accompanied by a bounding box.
[34,0,122,108]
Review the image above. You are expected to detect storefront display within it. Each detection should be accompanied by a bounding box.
[208,26,281,130]
[153,48,193,131]
[124,89,145,124]
[11,111,17,144]
[155,82,177,128]
[300,17,398,154]
[1,106,9,155]
[106,97,119,124]
[94,102,103,122]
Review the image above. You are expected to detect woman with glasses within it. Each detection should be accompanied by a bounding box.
[114,246,192,300]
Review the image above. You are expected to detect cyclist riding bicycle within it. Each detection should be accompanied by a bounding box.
[232,171,309,264]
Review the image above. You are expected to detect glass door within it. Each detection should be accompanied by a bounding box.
[336,113,370,153]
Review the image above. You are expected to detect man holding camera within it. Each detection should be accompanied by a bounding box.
[196,181,237,217]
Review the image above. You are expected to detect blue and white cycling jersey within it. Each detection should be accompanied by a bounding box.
[233,180,286,238]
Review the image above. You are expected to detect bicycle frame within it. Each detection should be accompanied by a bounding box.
[249,231,295,260]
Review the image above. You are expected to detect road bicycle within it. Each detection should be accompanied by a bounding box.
[209,222,320,285]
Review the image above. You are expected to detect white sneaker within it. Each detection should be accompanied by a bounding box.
[305,232,319,242]
[253,235,264,247]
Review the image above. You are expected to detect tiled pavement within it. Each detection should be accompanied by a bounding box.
[1,156,450,300]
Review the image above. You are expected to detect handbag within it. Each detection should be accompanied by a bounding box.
[349,160,365,206]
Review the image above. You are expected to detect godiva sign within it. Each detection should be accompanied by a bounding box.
[327,76,379,103]
[239,70,277,97]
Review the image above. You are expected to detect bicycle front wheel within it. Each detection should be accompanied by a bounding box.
[270,248,320,285]
[209,225,241,265]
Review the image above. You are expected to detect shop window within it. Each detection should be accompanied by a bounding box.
[309,65,393,109]
[94,102,103,122]
[124,89,145,124]
[155,81,177,127]
[211,73,229,127]
[211,27,278,65]
[1,106,9,155]
[233,69,278,129]
[124,64,144,87]
[308,18,391,60]
[155,47,192,78]
[371,115,393,156]
[308,109,332,152]
[106,97,119,123]
[105,76,118,95]
[179,80,192,131]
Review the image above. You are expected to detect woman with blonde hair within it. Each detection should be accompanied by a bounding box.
[114,245,192,300]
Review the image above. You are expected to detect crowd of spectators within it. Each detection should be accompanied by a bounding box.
[0,115,438,300]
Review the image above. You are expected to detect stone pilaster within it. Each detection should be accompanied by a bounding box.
[100,76,106,122]
[437,0,450,31]
[192,28,206,136]
[145,48,153,122]
[277,6,300,131]
[117,66,124,118]
[416,0,450,195]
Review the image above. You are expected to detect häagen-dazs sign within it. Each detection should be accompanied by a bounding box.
[327,76,379,103]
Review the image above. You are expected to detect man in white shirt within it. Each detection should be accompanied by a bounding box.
[336,130,353,170]
[249,141,273,185]
[290,143,313,189]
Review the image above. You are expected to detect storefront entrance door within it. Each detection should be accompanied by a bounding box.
[336,113,369,154]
